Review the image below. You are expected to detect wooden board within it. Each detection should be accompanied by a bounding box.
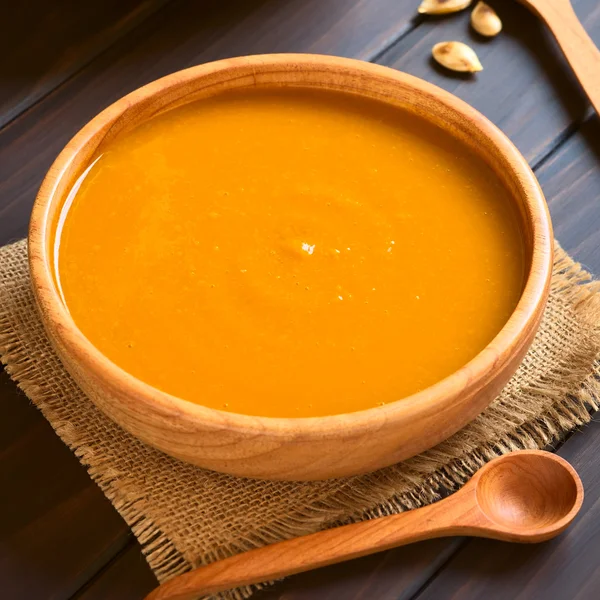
[377,0,600,165]
[0,372,131,599]
[406,112,600,600]
[416,422,600,599]
[0,1,422,597]
[1,0,600,597]
[252,539,464,600]
[74,543,156,600]
[254,111,600,600]
[541,116,600,267]
[0,0,169,128]
[0,0,422,244]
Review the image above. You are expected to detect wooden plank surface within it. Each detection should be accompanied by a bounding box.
[0,2,421,599]
[0,371,131,600]
[541,116,600,267]
[252,127,600,600]
[377,0,600,165]
[255,539,465,600]
[0,0,170,128]
[416,422,600,600]
[256,6,599,597]
[1,1,600,599]
[407,112,600,600]
[73,543,156,600]
[0,0,420,244]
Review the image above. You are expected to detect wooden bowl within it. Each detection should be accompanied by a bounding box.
[28,54,553,481]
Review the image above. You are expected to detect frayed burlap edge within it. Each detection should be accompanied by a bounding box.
[1,240,600,600]
[0,242,190,583]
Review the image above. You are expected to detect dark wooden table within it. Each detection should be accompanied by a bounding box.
[1,1,599,598]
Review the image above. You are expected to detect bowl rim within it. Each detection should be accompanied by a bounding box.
[28,53,553,439]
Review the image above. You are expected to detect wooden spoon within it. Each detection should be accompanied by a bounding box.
[517,0,600,115]
[145,450,583,600]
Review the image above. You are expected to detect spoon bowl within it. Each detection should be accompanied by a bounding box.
[474,450,582,540]
[145,450,583,600]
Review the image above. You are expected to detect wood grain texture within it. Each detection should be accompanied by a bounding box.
[540,117,600,269]
[28,54,553,480]
[83,109,600,595]
[254,539,465,600]
[0,0,170,128]
[385,111,600,600]
[414,423,600,600]
[519,0,600,115]
[0,0,598,597]
[377,0,600,165]
[80,539,463,600]
[73,543,157,600]
[0,0,420,245]
[145,452,582,600]
[0,372,131,600]
[0,3,424,597]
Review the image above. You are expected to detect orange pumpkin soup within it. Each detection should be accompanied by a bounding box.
[53,88,524,418]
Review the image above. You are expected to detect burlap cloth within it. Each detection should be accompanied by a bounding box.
[2,239,600,599]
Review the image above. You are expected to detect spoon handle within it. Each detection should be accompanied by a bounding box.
[524,0,600,115]
[144,496,468,600]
